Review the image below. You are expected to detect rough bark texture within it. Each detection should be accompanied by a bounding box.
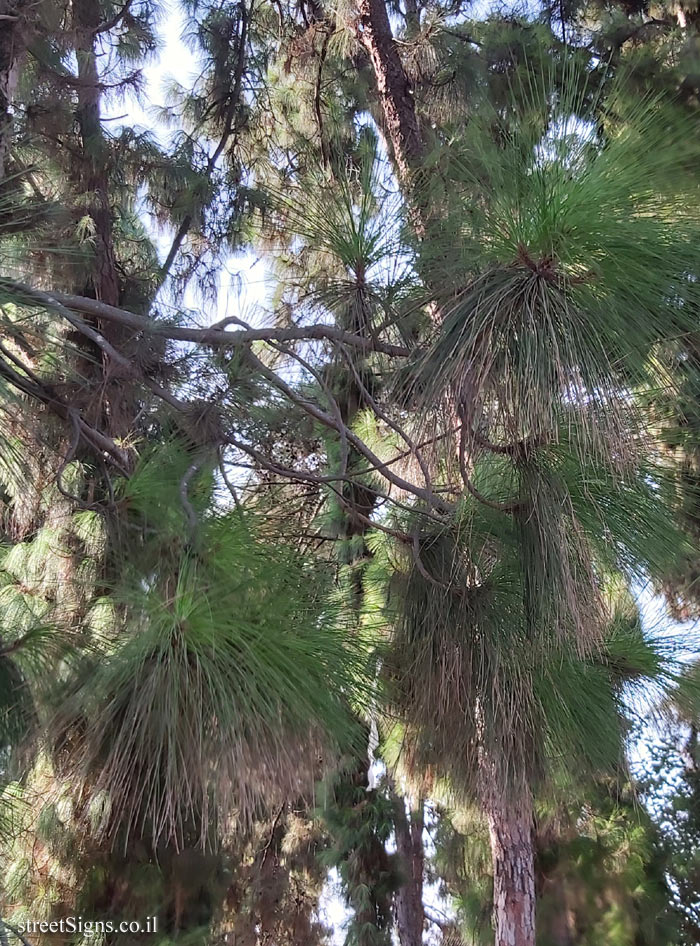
[486,793,536,946]
[354,0,440,314]
[0,0,27,180]
[356,0,423,187]
[71,0,138,442]
[393,792,424,946]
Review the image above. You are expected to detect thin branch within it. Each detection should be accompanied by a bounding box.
[245,348,451,512]
[338,341,434,498]
[224,435,447,527]
[473,430,548,461]
[267,338,349,482]
[0,354,129,471]
[55,409,87,506]
[437,25,482,46]
[411,530,454,590]
[259,804,285,869]
[0,920,36,946]
[156,0,251,289]
[459,423,522,513]
[217,445,245,515]
[93,0,135,34]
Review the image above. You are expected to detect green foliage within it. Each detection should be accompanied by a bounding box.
[416,72,700,444]
[382,410,686,793]
[434,780,680,946]
[320,759,402,946]
[3,1,700,943]
[54,446,368,847]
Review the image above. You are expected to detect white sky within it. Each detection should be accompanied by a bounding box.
[113,0,270,323]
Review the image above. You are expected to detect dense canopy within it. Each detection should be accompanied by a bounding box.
[1,0,700,944]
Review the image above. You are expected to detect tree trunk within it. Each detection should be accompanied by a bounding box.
[355,0,434,247]
[485,792,536,946]
[0,0,27,180]
[73,0,120,309]
[72,0,138,443]
[393,791,424,946]
[356,0,423,186]
[353,0,445,327]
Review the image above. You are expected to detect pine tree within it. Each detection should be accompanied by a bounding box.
[2,2,700,945]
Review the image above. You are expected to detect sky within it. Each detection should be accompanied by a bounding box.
[112,0,270,325]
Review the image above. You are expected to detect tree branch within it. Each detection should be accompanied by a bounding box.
[244,348,451,511]
[2,280,410,357]
[156,0,251,290]
[0,351,130,471]
[93,0,135,34]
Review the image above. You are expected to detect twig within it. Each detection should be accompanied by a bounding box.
[245,348,452,513]
[459,424,522,513]
[217,445,245,516]
[259,804,285,869]
[55,409,87,507]
[0,352,130,472]
[0,919,36,946]
[93,0,135,33]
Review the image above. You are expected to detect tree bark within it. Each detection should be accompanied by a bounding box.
[353,0,441,317]
[485,792,536,946]
[356,0,423,186]
[73,0,120,308]
[0,0,27,180]
[71,0,138,442]
[393,791,424,946]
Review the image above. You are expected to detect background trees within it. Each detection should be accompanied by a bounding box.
[1,0,700,944]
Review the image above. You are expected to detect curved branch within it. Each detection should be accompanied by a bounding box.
[244,348,451,512]
[93,0,135,34]
[2,280,410,358]
[0,353,130,471]
[0,919,35,946]
[459,424,522,513]
[338,341,434,497]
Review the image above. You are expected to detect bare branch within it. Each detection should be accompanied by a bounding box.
[223,436,447,526]
[267,338,350,482]
[458,423,522,513]
[217,445,245,515]
[93,0,135,34]
[2,280,410,358]
[244,348,451,512]
[0,919,36,946]
[0,351,130,471]
[338,341,434,497]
